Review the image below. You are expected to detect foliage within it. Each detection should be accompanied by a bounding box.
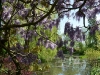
[95,31,100,50]
[29,62,51,73]
[1,0,100,75]
[85,48,100,60]
[90,66,100,75]
[38,46,57,62]
[62,46,68,54]
[96,31,100,41]
[85,30,100,60]
[74,42,86,55]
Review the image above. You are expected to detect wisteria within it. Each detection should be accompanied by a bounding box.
[1,0,100,75]
[57,50,64,59]
[89,25,99,36]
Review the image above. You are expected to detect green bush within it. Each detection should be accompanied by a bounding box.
[38,46,57,62]
[91,66,100,75]
[85,48,100,60]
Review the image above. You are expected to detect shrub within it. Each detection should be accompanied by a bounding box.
[85,48,100,60]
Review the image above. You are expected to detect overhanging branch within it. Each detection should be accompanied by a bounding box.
[0,0,58,30]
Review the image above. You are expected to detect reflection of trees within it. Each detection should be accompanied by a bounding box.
[49,67,63,75]
[43,57,92,75]
[43,63,79,75]
[43,66,63,75]
[64,66,78,75]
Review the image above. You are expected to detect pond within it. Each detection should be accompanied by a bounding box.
[34,55,91,75]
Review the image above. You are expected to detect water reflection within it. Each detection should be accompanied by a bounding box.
[37,56,90,75]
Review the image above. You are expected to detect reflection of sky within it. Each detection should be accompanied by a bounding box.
[50,58,89,75]
[58,74,64,75]
[43,57,90,75]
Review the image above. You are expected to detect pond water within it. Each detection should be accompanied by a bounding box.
[35,56,91,75]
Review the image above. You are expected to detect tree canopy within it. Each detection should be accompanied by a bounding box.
[0,0,100,75]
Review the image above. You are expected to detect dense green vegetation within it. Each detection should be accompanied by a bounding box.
[0,0,100,75]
